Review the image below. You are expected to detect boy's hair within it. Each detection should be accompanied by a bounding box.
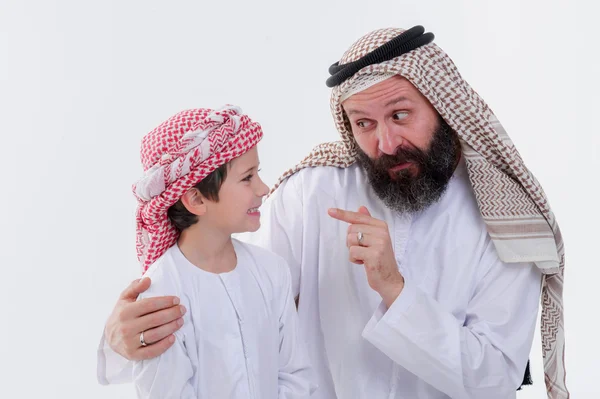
[167,163,229,231]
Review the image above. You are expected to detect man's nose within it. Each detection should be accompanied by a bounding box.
[377,123,402,155]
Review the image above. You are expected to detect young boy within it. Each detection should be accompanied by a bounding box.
[131,105,316,398]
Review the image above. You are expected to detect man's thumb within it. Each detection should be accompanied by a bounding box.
[119,277,151,301]
[358,206,371,217]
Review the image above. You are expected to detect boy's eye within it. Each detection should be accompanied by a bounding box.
[242,174,253,182]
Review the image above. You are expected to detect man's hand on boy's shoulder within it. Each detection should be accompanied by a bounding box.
[105,277,186,361]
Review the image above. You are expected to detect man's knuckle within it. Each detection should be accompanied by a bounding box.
[116,310,127,324]
[118,322,131,337]
[120,325,132,338]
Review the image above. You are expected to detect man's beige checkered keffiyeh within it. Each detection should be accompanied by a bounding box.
[272,28,568,398]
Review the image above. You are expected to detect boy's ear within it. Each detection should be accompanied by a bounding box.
[181,188,208,216]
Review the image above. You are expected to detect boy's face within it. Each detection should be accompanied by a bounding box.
[203,147,269,234]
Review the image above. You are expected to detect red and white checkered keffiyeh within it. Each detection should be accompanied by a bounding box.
[133,105,263,272]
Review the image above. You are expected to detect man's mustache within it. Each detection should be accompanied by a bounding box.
[369,147,427,170]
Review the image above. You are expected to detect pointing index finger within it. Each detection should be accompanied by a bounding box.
[328,208,376,225]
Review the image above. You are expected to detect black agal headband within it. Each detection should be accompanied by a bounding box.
[325,25,435,88]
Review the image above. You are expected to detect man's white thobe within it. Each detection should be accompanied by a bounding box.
[249,160,541,399]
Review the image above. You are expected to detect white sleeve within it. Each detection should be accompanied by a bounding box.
[132,324,196,399]
[362,239,542,399]
[95,259,190,389]
[131,270,196,399]
[96,330,133,385]
[127,261,196,398]
[276,258,318,398]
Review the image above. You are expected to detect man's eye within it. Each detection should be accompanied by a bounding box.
[393,112,408,120]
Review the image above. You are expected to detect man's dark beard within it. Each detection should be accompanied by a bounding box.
[355,118,460,214]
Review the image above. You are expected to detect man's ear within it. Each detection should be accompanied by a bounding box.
[181,188,208,216]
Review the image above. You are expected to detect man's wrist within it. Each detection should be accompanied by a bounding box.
[380,277,404,309]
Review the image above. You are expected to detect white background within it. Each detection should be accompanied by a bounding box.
[1,0,598,398]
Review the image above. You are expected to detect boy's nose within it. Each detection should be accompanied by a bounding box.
[257,180,270,197]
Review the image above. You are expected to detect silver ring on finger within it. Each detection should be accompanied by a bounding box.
[357,231,364,246]
[140,331,148,347]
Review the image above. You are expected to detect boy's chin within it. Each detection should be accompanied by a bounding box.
[235,221,261,234]
[247,221,261,233]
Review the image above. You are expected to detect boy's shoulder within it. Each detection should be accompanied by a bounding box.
[236,239,286,265]
[138,246,183,300]
[234,239,289,280]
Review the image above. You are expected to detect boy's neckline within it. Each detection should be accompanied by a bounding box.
[173,239,242,276]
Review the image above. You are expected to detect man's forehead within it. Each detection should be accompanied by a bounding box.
[341,76,421,109]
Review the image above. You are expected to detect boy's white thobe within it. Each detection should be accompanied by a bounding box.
[102,239,315,398]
